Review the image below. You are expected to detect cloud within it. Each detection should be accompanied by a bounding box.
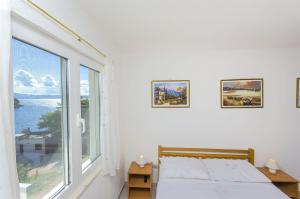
[14,70,60,95]
[42,75,58,87]
[14,69,39,87]
[80,80,89,96]
[224,80,261,90]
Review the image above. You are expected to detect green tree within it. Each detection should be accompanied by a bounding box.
[182,87,187,100]
[17,163,30,182]
[38,99,88,138]
[14,98,22,109]
[81,98,89,107]
[38,110,62,138]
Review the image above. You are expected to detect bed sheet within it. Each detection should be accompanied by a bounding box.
[156,179,290,199]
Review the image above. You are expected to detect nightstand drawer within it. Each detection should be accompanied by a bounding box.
[129,188,152,199]
[129,175,151,188]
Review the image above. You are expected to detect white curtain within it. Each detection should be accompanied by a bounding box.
[100,58,120,176]
[0,0,20,199]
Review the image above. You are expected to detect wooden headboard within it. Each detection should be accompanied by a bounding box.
[158,145,255,178]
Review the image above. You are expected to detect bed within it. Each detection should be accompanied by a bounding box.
[156,146,290,199]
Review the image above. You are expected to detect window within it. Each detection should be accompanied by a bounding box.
[80,65,101,170]
[20,144,24,154]
[35,144,42,151]
[13,38,69,199]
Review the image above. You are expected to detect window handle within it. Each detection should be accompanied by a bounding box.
[81,119,86,134]
[76,114,86,134]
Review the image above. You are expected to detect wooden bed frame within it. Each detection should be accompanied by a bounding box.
[158,145,254,178]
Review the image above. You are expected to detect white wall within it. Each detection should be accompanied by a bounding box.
[30,0,119,60]
[79,170,124,199]
[120,48,300,183]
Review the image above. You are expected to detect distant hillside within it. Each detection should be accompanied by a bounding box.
[14,93,61,99]
[14,98,22,108]
[167,90,182,97]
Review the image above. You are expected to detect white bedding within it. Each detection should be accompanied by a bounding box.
[157,158,289,199]
[160,157,210,180]
[156,179,290,199]
[203,159,271,183]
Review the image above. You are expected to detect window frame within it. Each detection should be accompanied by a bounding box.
[12,36,70,198]
[79,64,102,172]
[12,13,105,199]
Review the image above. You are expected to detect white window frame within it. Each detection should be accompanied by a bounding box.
[12,9,105,199]
[80,64,102,172]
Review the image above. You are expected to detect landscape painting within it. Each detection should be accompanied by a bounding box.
[152,80,190,108]
[297,78,300,108]
[221,79,263,108]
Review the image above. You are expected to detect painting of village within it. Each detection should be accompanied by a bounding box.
[221,79,263,108]
[152,80,190,108]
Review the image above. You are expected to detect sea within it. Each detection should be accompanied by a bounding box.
[14,98,61,134]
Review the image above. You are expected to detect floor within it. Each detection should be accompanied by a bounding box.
[118,183,157,199]
[118,183,300,199]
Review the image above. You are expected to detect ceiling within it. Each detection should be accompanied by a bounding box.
[77,0,300,52]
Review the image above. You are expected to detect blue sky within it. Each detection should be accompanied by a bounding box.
[80,65,89,96]
[13,38,90,96]
[13,38,62,95]
[154,82,188,91]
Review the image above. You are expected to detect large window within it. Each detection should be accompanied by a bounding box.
[13,38,69,199]
[80,65,101,170]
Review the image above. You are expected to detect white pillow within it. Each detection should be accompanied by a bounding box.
[159,157,210,180]
[203,159,271,183]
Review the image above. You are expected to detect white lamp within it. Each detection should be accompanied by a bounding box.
[265,159,279,174]
[136,154,147,168]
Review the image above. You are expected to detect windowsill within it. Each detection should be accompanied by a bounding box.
[52,157,103,199]
[82,154,102,173]
[82,159,92,171]
[43,182,64,199]
[68,157,104,198]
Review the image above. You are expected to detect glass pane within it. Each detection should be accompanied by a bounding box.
[80,65,101,170]
[13,38,68,199]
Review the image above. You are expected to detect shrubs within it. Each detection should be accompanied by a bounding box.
[17,163,31,182]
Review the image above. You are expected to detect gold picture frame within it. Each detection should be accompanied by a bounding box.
[297,78,300,108]
[220,78,264,108]
[151,80,190,108]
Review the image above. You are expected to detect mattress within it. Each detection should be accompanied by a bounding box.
[156,179,290,199]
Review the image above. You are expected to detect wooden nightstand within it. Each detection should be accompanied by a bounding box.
[258,167,299,199]
[128,162,153,199]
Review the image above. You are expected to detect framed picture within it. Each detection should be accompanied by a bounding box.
[152,80,190,108]
[297,78,300,108]
[220,78,263,108]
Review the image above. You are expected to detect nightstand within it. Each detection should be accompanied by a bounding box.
[258,167,299,199]
[128,162,153,199]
